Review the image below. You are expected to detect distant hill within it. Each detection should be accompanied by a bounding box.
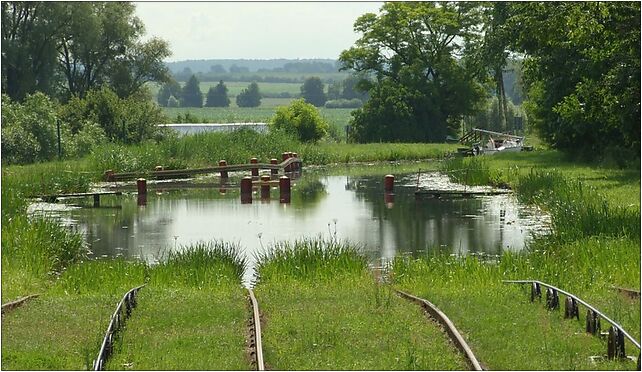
[166,59,340,74]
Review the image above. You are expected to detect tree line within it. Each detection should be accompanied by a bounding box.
[339,2,640,160]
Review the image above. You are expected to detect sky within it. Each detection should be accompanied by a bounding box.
[134,2,383,62]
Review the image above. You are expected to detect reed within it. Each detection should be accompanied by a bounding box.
[149,241,246,288]
[254,238,368,283]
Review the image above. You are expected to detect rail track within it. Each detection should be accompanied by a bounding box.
[395,289,484,371]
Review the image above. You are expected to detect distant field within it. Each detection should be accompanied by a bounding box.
[161,106,355,137]
[147,81,303,99]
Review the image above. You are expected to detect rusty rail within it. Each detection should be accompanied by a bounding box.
[1,294,39,314]
[106,157,302,182]
[395,289,483,371]
[93,285,145,371]
[504,280,641,351]
[247,289,265,371]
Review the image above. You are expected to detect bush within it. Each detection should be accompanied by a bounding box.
[63,121,107,158]
[324,98,363,109]
[269,99,329,142]
[1,93,59,164]
[63,86,168,144]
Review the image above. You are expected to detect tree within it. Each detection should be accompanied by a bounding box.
[1,2,66,100]
[269,99,329,142]
[341,75,368,101]
[507,2,640,159]
[300,77,327,107]
[209,64,226,73]
[236,82,261,107]
[327,81,342,100]
[181,74,203,107]
[108,37,171,98]
[157,79,182,107]
[205,80,230,107]
[339,2,486,142]
[1,2,171,101]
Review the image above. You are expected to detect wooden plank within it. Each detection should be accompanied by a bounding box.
[40,191,123,201]
[2,294,39,314]
[108,157,302,182]
[415,189,512,197]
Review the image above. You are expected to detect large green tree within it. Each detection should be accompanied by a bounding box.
[181,74,203,107]
[157,79,182,107]
[236,82,261,108]
[205,80,231,107]
[300,77,327,107]
[1,2,171,101]
[508,2,640,159]
[339,2,486,142]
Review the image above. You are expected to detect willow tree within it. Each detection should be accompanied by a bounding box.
[339,2,486,142]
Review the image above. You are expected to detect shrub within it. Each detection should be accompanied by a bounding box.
[1,93,59,164]
[324,98,363,109]
[269,99,329,142]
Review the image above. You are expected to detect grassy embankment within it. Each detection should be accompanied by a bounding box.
[106,243,250,370]
[393,151,640,370]
[253,239,469,370]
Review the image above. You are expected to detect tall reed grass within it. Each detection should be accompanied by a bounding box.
[255,238,368,283]
[149,241,246,288]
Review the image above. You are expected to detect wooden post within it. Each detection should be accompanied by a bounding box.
[137,178,147,195]
[93,194,100,208]
[104,170,114,182]
[219,160,228,179]
[384,175,394,193]
[270,158,278,176]
[282,152,289,172]
[241,176,252,204]
[292,152,299,171]
[250,157,259,177]
[260,175,271,200]
[279,176,291,203]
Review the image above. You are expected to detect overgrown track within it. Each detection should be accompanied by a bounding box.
[247,289,265,371]
[395,289,484,371]
[1,294,39,315]
[93,285,145,371]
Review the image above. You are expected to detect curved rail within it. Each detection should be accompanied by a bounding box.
[1,294,39,314]
[503,280,641,350]
[247,289,265,371]
[395,289,483,371]
[93,284,146,371]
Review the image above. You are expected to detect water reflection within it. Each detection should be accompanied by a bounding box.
[29,171,550,282]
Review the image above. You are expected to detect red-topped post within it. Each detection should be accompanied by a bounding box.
[260,175,271,200]
[270,158,278,176]
[384,175,394,193]
[241,176,253,204]
[279,176,291,203]
[250,157,259,177]
[219,160,228,179]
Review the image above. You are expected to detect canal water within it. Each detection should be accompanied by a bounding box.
[29,170,550,283]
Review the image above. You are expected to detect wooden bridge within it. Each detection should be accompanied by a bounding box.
[104,155,302,182]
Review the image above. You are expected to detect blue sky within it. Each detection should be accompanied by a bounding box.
[134,2,383,61]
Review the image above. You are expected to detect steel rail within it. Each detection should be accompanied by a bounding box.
[93,284,146,371]
[1,294,39,314]
[395,289,483,371]
[247,289,265,371]
[503,280,641,350]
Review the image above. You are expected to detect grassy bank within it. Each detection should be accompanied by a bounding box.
[386,150,641,370]
[1,259,147,370]
[253,239,469,370]
[393,254,638,370]
[106,243,251,370]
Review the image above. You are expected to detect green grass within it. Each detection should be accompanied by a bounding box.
[253,239,469,370]
[393,254,640,370]
[87,130,459,173]
[106,243,251,370]
[1,259,147,370]
[161,106,354,138]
